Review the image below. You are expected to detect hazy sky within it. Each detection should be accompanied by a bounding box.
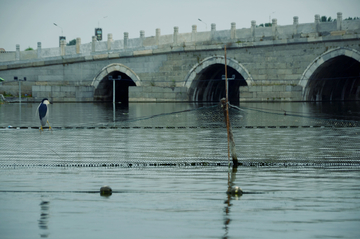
[1,0,359,51]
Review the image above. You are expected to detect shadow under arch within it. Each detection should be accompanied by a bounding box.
[299,47,360,101]
[184,56,253,103]
[91,63,141,102]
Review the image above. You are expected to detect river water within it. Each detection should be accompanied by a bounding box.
[0,101,360,238]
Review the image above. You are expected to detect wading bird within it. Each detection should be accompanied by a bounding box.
[37,98,52,131]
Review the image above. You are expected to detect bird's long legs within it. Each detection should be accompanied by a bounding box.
[39,121,52,132]
[47,120,52,131]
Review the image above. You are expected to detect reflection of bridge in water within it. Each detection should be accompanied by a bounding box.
[0,12,359,103]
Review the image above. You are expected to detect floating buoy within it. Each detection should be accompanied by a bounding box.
[100,186,112,196]
[226,186,243,196]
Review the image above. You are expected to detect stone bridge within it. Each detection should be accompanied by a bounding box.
[0,12,359,103]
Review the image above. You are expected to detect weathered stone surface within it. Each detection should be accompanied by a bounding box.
[133,49,153,56]
[261,86,273,92]
[330,30,346,36]
[38,75,63,82]
[239,92,254,98]
[249,86,262,92]
[92,54,108,60]
[285,85,302,92]
[108,53,120,59]
[32,85,94,102]
[1,16,359,103]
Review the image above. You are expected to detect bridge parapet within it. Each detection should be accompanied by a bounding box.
[1,12,359,64]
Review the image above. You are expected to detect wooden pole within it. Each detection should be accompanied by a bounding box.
[224,46,231,165]
[221,98,238,167]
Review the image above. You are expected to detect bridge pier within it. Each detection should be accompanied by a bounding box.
[129,86,188,102]
[239,85,302,102]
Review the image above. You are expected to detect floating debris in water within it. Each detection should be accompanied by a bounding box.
[227,186,243,195]
[100,185,112,196]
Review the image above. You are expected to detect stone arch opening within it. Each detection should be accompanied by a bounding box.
[299,47,360,101]
[91,63,140,102]
[95,71,136,102]
[184,56,253,103]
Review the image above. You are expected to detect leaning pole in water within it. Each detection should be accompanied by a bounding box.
[220,98,239,167]
[222,45,239,167]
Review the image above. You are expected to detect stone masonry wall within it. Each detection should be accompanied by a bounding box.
[240,85,302,101]
[32,85,94,102]
[0,12,359,102]
[1,38,359,102]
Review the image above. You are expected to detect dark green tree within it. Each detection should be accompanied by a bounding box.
[344,17,360,20]
[257,23,272,27]
[320,16,334,22]
[67,39,76,46]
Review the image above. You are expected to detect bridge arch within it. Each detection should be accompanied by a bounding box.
[184,56,253,102]
[91,63,141,102]
[299,47,360,101]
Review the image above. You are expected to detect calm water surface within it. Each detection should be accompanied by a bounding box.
[1,101,360,128]
[0,102,359,238]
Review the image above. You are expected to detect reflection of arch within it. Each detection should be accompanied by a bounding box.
[299,47,360,100]
[184,56,253,88]
[91,63,141,89]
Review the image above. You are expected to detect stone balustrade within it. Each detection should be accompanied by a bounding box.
[1,12,359,63]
